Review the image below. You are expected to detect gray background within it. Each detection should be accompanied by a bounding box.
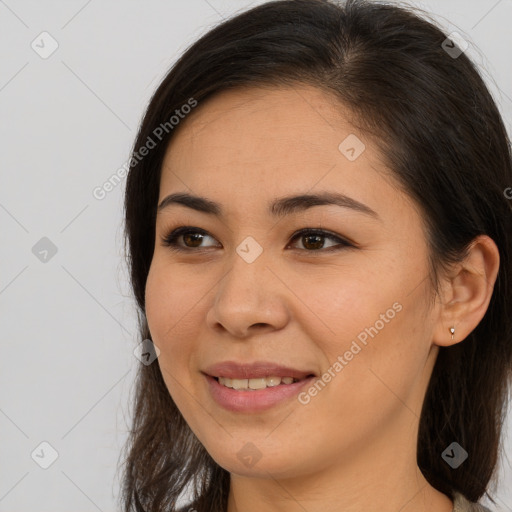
[0,0,510,510]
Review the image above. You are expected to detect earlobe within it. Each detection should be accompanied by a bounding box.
[432,235,500,347]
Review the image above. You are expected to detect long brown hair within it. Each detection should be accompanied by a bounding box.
[119,1,512,510]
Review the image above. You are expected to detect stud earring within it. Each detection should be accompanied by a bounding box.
[449,327,455,340]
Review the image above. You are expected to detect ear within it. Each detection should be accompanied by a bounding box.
[432,235,500,347]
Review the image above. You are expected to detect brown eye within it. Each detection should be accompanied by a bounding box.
[289,229,353,252]
[299,233,327,250]
[162,227,219,250]
[182,232,205,248]
[161,226,353,253]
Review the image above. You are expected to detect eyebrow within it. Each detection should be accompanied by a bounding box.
[157,191,380,220]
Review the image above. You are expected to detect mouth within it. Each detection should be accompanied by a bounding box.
[202,361,317,411]
[204,371,316,413]
[212,374,314,391]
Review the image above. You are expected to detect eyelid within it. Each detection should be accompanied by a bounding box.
[160,225,355,253]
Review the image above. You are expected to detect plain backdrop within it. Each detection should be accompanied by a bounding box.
[0,1,511,510]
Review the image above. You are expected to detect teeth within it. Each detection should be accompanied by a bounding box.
[266,376,282,387]
[217,376,300,390]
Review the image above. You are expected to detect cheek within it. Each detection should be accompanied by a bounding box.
[327,289,431,424]
[294,259,431,385]
[144,263,201,384]
[145,260,205,336]
[288,262,399,345]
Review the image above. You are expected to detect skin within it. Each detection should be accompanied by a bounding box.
[144,84,500,512]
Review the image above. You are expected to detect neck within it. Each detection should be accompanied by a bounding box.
[226,417,453,512]
[227,466,453,512]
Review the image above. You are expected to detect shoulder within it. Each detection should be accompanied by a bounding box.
[452,492,493,512]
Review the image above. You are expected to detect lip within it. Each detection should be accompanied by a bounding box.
[204,373,316,413]
[203,361,315,380]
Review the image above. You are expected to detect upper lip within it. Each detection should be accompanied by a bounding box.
[203,361,316,380]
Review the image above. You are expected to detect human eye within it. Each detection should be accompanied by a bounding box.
[160,226,220,251]
[160,226,354,254]
[287,228,354,252]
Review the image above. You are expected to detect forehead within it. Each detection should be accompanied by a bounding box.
[165,85,352,160]
[158,84,416,226]
[163,86,376,179]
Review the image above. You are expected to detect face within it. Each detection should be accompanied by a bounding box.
[145,84,441,480]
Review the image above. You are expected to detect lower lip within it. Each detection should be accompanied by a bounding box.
[204,374,315,413]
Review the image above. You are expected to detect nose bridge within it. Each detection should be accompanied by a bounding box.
[207,237,289,335]
[219,237,269,303]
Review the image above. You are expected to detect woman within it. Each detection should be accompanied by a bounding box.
[120,1,512,511]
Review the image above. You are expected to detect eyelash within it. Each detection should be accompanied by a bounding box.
[160,226,354,253]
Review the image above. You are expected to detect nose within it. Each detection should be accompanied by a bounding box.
[205,247,290,338]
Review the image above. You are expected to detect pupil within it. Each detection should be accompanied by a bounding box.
[184,233,203,247]
[304,234,324,250]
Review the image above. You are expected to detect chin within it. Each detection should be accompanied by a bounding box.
[208,445,308,480]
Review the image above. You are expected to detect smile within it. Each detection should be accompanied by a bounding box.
[205,374,316,413]
[215,375,301,390]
